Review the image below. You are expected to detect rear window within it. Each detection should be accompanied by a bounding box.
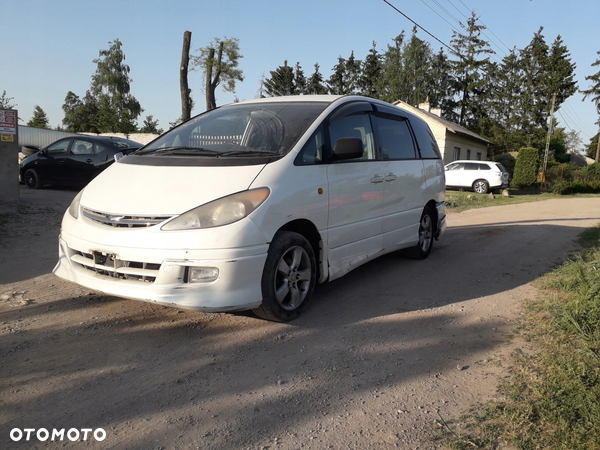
[409,118,442,159]
[495,163,508,173]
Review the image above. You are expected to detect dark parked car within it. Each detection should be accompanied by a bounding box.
[19,136,142,189]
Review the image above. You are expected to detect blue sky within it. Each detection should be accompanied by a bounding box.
[2,0,599,145]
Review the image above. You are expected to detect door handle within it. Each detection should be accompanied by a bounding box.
[86,159,93,164]
[370,175,384,184]
[58,160,65,165]
[385,173,397,182]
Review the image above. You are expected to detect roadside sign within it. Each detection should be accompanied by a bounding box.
[0,110,17,134]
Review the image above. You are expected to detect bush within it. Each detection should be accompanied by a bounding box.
[512,147,540,188]
[582,162,600,177]
[553,179,600,195]
[494,152,516,179]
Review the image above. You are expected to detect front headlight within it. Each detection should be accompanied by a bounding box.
[68,189,84,219]
[161,187,270,231]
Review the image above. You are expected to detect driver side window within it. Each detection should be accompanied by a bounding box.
[328,112,375,161]
[47,139,71,155]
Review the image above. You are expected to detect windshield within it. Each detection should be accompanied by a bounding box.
[138,102,328,157]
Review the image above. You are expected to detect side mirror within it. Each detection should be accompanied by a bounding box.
[332,137,363,161]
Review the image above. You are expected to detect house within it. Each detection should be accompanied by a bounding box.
[393,101,491,163]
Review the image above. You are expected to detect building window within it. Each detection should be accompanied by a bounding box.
[453,147,461,161]
[466,149,471,160]
[476,152,482,160]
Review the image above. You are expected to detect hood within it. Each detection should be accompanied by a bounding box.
[80,159,266,215]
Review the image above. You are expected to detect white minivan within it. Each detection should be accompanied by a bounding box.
[54,95,446,321]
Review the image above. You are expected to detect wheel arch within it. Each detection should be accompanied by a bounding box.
[275,219,323,281]
[425,199,439,236]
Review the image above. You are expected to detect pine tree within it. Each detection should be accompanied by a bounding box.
[359,42,382,98]
[264,61,295,96]
[378,32,406,103]
[27,105,50,129]
[293,62,307,95]
[581,50,600,161]
[305,63,327,95]
[449,12,495,129]
[402,28,432,107]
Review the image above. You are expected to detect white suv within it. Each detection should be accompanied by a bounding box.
[444,160,509,194]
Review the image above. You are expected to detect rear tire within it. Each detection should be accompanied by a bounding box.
[404,206,434,260]
[473,179,489,194]
[253,231,316,322]
[24,169,43,189]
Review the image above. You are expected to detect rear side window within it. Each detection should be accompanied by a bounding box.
[409,118,442,159]
[465,163,479,170]
[372,115,416,160]
[478,163,491,170]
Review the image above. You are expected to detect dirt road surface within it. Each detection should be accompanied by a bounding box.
[2,187,600,450]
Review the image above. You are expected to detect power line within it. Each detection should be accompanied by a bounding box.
[381,0,461,58]
[451,0,512,55]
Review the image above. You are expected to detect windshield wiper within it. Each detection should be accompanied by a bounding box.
[136,146,221,156]
[218,150,278,157]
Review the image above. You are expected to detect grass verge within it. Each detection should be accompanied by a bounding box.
[442,225,600,450]
[445,189,600,212]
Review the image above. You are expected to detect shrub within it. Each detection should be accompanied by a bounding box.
[582,162,600,177]
[494,152,516,179]
[553,179,600,195]
[512,147,540,188]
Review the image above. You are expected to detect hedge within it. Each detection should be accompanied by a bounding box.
[512,147,540,188]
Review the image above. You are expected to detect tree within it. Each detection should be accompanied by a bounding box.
[90,39,142,133]
[402,28,433,107]
[427,48,455,120]
[180,30,193,122]
[192,37,244,111]
[293,62,307,95]
[62,91,100,132]
[581,50,600,162]
[305,63,327,95]
[27,105,50,129]
[359,42,382,98]
[0,90,17,109]
[263,61,295,96]
[449,12,495,129]
[139,115,164,134]
[377,32,406,103]
[327,51,362,95]
[62,39,142,133]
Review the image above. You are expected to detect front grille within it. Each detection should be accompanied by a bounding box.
[82,208,172,228]
[71,251,161,283]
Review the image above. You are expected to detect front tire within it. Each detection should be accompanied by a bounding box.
[473,179,489,194]
[404,206,434,260]
[24,169,43,189]
[253,231,316,322]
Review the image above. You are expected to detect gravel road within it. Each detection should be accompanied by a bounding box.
[2,187,600,449]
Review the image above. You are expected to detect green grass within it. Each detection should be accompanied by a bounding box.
[445,188,600,212]
[442,226,600,450]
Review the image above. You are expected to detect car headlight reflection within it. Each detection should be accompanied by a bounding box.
[161,187,270,231]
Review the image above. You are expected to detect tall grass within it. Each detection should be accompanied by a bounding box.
[443,227,600,450]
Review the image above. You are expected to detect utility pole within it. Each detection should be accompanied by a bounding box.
[596,124,600,163]
[541,93,556,188]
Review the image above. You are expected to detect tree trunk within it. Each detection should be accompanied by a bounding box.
[180,31,192,122]
[205,48,216,111]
